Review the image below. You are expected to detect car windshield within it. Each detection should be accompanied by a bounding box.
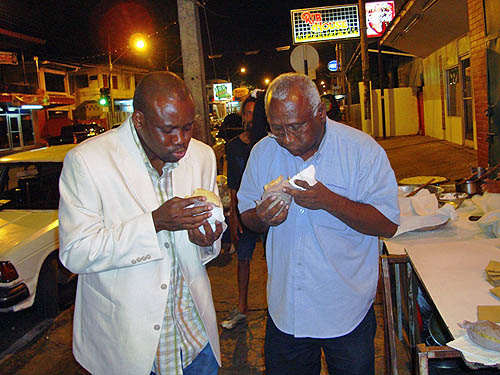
[0,162,62,210]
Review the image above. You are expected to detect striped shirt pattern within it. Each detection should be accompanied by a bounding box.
[129,119,208,375]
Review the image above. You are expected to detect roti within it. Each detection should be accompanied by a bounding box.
[399,176,447,185]
[190,188,222,207]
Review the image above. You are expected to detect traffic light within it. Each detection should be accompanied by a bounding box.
[99,88,110,106]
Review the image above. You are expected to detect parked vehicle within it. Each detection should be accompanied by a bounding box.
[47,122,105,145]
[0,144,77,317]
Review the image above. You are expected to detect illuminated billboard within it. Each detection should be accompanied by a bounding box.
[213,83,233,101]
[291,5,360,44]
[366,1,395,38]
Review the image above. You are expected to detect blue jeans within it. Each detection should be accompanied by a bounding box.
[264,305,376,375]
[151,343,218,375]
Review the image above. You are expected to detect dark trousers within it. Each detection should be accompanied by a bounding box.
[264,305,376,375]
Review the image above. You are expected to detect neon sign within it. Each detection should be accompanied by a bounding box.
[291,5,360,44]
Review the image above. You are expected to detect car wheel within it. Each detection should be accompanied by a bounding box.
[34,254,60,318]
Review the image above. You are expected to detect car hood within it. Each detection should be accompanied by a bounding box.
[0,210,58,258]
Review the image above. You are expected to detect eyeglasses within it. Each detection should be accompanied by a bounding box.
[268,123,307,139]
[268,103,321,139]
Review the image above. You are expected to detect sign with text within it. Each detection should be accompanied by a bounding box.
[213,83,233,101]
[290,5,360,44]
[0,51,18,65]
[366,1,395,38]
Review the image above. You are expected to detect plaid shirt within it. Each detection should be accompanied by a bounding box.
[129,119,208,375]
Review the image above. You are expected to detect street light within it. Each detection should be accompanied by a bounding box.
[264,78,270,85]
[130,33,147,53]
[106,33,147,126]
[228,66,247,82]
[109,33,148,71]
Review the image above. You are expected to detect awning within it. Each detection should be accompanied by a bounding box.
[0,93,75,108]
[47,95,75,106]
[380,0,468,58]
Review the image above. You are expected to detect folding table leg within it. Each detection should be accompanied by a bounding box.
[382,256,399,375]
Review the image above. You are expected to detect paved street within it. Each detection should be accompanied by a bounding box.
[0,135,478,375]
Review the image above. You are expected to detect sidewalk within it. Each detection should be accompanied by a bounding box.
[0,135,478,375]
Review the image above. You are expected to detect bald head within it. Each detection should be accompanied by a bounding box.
[133,71,193,117]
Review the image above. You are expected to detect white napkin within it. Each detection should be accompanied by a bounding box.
[472,192,500,214]
[393,189,458,237]
[448,335,500,366]
[289,165,317,190]
[201,205,226,235]
[470,193,500,238]
[189,201,226,235]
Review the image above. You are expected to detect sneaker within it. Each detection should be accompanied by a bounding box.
[221,308,247,329]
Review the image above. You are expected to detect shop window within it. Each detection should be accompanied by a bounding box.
[0,117,8,150]
[21,114,34,145]
[446,67,460,116]
[102,74,109,88]
[75,74,89,88]
[112,75,118,89]
[124,74,131,90]
[44,72,66,93]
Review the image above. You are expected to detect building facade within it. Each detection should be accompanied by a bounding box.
[376,0,497,167]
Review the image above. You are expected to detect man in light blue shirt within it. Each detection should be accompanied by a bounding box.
[238,73,400,375]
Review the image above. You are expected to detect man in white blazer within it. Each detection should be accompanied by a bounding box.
[59,72,224,375]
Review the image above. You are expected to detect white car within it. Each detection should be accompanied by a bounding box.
[0,144,77,317]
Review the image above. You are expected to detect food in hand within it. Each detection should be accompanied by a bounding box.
[459,320,500,351]
[264,175,286,191]
[190,188,222,207]
[262,175,292,210]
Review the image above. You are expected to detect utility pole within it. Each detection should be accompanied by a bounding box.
[177,0,211,144]
[358,0,371,123]
[107,44,114,129]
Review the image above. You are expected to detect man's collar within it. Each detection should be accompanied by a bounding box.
[315,121,328,159]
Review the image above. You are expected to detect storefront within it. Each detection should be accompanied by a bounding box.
[0,93,75,152]
[0,107,35,150]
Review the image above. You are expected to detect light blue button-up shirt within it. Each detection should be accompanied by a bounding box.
[238,119,400,338]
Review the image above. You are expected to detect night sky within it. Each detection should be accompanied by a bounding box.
[3,0,363,86]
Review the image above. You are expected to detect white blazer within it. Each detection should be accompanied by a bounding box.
[58,118,222,375]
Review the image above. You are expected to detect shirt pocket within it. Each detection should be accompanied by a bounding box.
[311,177,351,233]
[311,209,348,232]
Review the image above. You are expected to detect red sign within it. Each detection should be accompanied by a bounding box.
[366,1,395,38]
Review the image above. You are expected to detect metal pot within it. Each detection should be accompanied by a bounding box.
[455,179,482,195]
